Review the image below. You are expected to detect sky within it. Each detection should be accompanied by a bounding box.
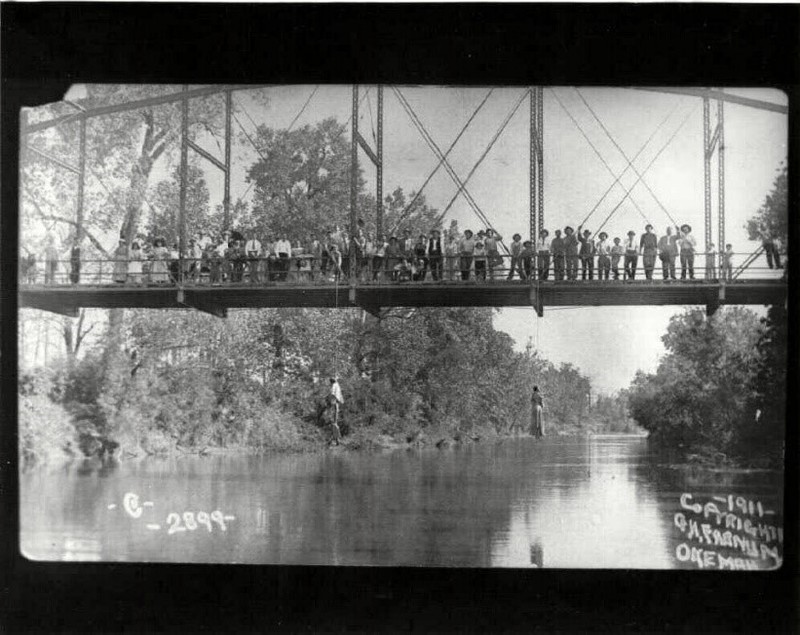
[47,85,788,393]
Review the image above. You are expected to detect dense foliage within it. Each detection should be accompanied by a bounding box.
[627,307,784,466]
[745,163,787,243]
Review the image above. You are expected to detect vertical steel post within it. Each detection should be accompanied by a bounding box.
[77,115,86,247]
[376,85,384,237]
[224,89,232,230]
[702,97,712,278]
[350,85,359,241]
[179,87,189,280]
[530,88,537,242]
[717,99,725,275]
[537,87,544,234]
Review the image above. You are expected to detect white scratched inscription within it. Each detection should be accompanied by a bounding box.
[673,493,782,570]
[110,492,235,536]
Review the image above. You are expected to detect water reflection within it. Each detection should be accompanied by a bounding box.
[20,436,783,568]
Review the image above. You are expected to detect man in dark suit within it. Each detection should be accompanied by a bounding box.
[427,229,443,281]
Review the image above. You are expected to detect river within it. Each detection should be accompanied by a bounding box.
[20,435,784,569]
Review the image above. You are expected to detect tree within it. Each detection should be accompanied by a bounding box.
[246,118,355,239]
[745,162,787,243]
[146,162,213,245]
[627,307,768,464]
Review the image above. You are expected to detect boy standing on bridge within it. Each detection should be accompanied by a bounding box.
[611,237,624,280]
[624,231,639,280]
[721,244,734,281]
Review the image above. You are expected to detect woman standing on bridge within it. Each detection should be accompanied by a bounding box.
[531,385,544,438]
[113,238,128,284]
[150,238,169,284]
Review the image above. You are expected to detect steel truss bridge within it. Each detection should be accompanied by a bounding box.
[19,85,788,317]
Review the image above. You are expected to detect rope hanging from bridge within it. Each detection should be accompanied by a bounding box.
[573,88,680,228]
[390,88,494,234]
[592,102,700,238]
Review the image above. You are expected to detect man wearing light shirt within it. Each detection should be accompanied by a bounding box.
[536,229,551,280]
[458,229,476,281]
[274,235,292,282]
[507,233,524,281]
[676,224,696,280]
[245,235,262,284]
[596,232,611,280]
[624,231,638,280]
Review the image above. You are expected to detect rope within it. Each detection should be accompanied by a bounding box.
[574,88,679,227]
[592,102,699,238]
[548,87,652,228]
[390,88,494,234]
[576,98,681,228]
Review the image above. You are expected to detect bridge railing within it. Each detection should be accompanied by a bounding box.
[17,251,786,288]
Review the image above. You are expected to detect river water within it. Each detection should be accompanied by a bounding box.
[20,435,783,569]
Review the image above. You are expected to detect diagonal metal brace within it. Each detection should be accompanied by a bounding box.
[188,140,227,172]
[356,131,380,167]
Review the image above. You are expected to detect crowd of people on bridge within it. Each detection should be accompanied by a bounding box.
[22,219,786,286]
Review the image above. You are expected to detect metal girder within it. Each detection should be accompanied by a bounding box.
[703,97,713,275]
[376,86,384,238]
[77,116,86,246]
[179,88,189,274]
[703,97,725,279]
[23,84,274,135]
[717,99,725,276]
[188,139,226,172]
[529,87,544,242]
[634,87,787,114]
[176,289,227,318]
[26,145,80,174]
[356,131,380,167]
[224,89,232,229]
[350,85,359,242]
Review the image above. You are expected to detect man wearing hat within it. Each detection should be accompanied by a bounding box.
[551,229,565,281]
[536,229,551,280]
[507,233,524,281]
[611,237,624,280]
[676,224,696,280]
[596,232,611,280]
[428,229,444,281]
[624,230,639,280]
[639,224,658,280]
[658,227,678,280]
[577,225,595,280]
[563,226,579,281]
[458,229,476,281]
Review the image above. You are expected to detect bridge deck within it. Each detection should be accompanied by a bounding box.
[19,280,787,317]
